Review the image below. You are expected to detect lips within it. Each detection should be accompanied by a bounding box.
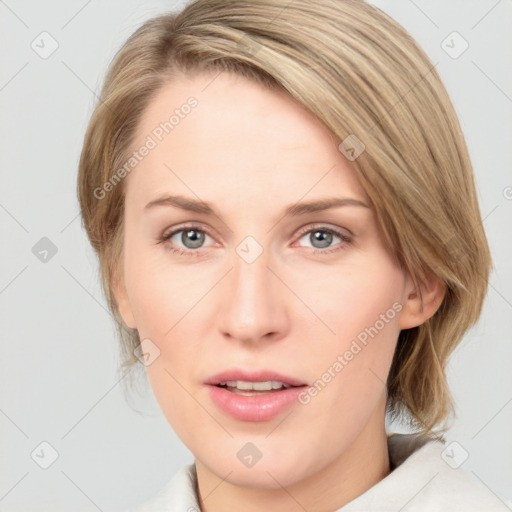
[204,368,309,422]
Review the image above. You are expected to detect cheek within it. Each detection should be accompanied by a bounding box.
[290,254,405,352]
[124,242,213,339]
[123,246,212,424]
[290,253,404,411]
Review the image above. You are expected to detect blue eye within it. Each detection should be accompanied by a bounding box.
[161,226,212,255]
[296,227,352,254]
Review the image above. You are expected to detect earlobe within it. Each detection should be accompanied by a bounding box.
[399,271,446,330]
[112,272,137,330]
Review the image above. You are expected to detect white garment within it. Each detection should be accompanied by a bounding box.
[127,433,511,511]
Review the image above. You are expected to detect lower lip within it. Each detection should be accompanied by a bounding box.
[206,385,307,422]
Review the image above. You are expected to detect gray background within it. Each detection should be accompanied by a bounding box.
[1,0,511,510]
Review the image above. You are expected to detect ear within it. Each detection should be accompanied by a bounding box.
[111,270,137,330]
[399,271,446,330]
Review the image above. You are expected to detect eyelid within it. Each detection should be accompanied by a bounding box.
[294,222,353,241]
[162,222,214,239]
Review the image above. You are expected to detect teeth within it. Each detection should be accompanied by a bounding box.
[219,380,292,391]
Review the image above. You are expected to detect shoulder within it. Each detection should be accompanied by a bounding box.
[340,433,511,511]
[124,463,199,512]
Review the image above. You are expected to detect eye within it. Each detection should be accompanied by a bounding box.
[295,226,352,254]
[160,225,214,255]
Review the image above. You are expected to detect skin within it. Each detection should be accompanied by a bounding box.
[113,70,444,512]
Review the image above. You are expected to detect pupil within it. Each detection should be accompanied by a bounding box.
[311,230,332,249]
[182,229,204,249]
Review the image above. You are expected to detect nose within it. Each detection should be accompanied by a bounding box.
[217,248,289,345]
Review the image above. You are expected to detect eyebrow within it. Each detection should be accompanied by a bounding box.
[144,194,370,217]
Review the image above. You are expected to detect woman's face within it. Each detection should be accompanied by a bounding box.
[115,70,419,489]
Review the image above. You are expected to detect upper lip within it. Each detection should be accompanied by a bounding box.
[205,369,308,387]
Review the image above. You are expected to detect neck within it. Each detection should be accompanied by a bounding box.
[195,404,390,512]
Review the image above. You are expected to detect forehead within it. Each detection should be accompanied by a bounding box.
[126,70,367,208]
[136,70,336,153]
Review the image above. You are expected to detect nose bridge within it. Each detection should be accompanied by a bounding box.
[218,242,286,343]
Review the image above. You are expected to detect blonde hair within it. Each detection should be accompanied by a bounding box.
[77,0,491,435]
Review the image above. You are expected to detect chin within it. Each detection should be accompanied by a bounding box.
[196,437,323,490]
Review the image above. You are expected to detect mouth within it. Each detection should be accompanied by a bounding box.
[204,369,309,421]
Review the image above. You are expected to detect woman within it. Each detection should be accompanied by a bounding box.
[77,0,507,510]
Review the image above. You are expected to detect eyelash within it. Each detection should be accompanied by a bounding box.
[159,223,352,257]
